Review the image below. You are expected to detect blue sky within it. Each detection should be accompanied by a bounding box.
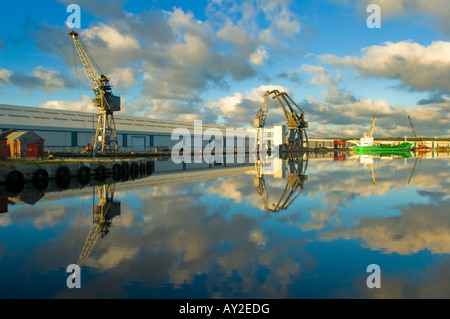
[0,0,449,137]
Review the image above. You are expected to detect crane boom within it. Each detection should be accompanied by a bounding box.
[68,32,102,97]
[408,116,418,139]
[368,115,376,138]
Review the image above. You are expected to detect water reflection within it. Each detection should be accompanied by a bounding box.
[73,184,120,282]
[0,152,449,298]
[252,153,308,212]
[357,151,415,185]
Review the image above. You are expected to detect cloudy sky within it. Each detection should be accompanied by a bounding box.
[0,0,449,138]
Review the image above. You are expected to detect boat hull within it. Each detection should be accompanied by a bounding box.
[354,142,412,152]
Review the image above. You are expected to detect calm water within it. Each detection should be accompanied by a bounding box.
[1,152,449,299]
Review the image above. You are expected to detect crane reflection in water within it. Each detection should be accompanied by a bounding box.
[253,152,308,213]
[72,183,120,283]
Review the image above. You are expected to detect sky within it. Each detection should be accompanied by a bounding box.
[0,0,449,138]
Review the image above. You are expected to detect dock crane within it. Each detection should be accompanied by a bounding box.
[254,92,269,153]
[72,184,120,282]
[358,115,376,147]
[407,116,426,149]
[254,90,308,151]
[368,115,376,138]
[68,31,120,153]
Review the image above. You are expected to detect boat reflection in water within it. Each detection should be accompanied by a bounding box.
[355,149,415,185]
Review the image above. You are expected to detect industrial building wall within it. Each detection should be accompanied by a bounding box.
[0,128,256,153]
[32,130,72,148]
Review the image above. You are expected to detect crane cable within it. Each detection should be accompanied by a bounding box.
[78,35,104,78]
[72,39,87,129]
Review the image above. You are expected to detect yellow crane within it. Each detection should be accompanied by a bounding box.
[253,90,308,151]
[368,115,376,138]
[68,31,120,153]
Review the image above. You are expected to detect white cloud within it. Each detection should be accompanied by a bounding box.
[354,0,450,35]
[208,93,248,116]
[206,84,291,127]
[37,95,96,113]
[301,64,337,88]
[249,46,269,65]
[0,68,12,86]
[108,67,137,92]
[33,66,69,91]
[217,20,256,53]
[83,23,141,51]
[296,61,450,138]
[321,41,450,92]
[323,201,450,255]
[0,66,74,92]
[92,246,140,270]
[263,0,301,37]
[301,91,450,138]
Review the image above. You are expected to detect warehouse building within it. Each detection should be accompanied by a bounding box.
[0,104,258,153]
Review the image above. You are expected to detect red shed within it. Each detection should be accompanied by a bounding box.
[5,131,45,159]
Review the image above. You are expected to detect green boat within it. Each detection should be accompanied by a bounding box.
[354,115,413,155]
[354,142,413,152]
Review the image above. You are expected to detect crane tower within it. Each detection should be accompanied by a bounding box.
[69,31,120,153]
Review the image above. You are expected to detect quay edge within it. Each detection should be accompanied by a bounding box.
[0,158,156,193]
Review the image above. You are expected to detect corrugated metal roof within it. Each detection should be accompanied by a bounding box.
[6,131,31,140]
[0,104,252,136]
